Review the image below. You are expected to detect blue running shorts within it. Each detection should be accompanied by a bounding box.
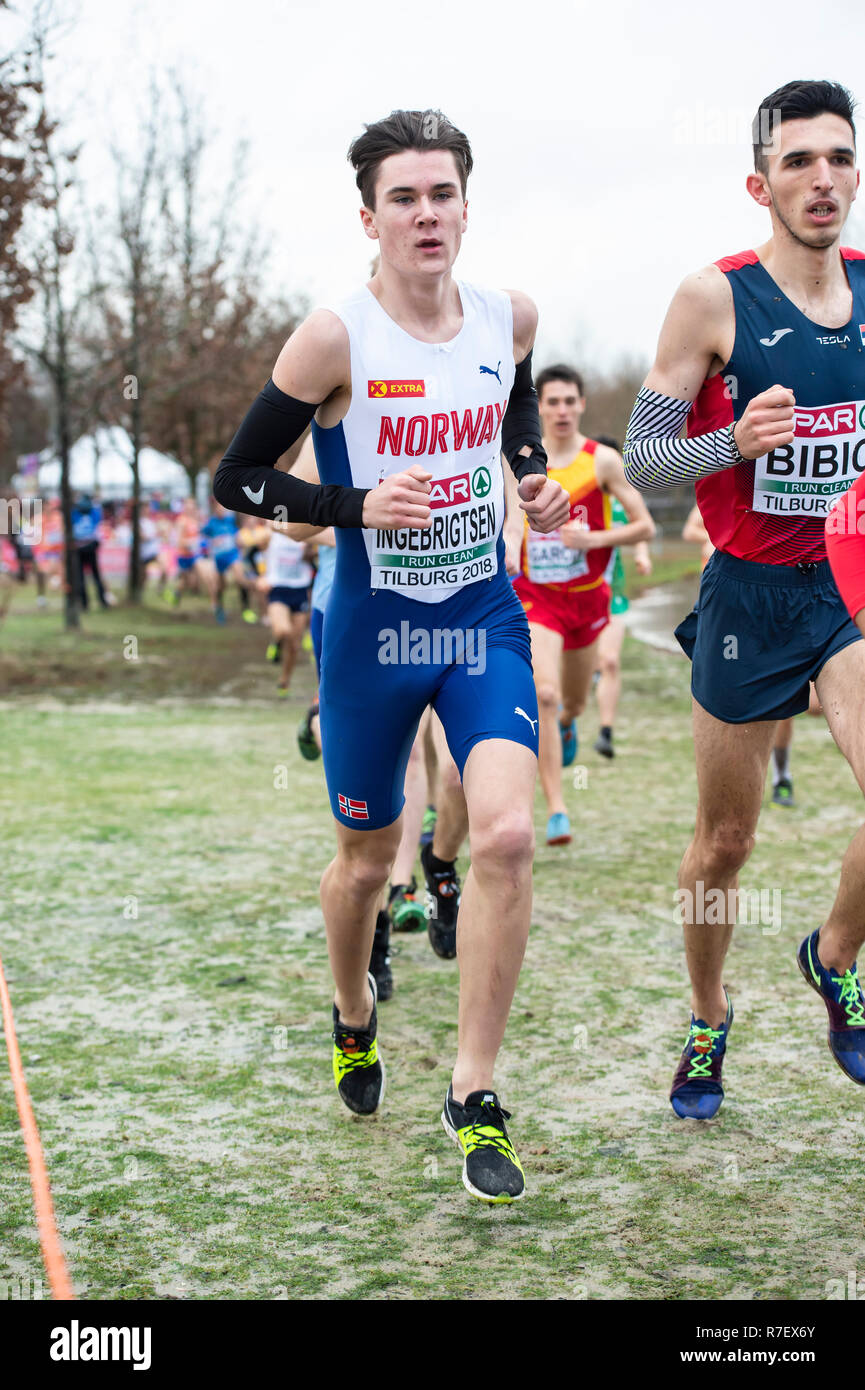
[214,547,240,575]
[675,549,862,723]
[320,569,538,830]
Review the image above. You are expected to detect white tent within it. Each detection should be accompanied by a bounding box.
[22,426,192,500]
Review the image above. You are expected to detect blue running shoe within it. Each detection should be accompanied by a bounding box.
[797,930,865,1083]
[560,720,577,767]
[670,991,733,1119]
[546,811,571,846]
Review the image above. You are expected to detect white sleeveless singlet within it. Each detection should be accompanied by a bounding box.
[265,530,313,589]
[323,280,515,605]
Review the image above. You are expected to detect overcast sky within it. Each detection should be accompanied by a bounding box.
[7,0,865,377]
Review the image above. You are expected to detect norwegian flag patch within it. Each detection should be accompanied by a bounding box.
[338,793,369,820]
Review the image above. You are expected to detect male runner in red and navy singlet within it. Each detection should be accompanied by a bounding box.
[624,80,865,1118]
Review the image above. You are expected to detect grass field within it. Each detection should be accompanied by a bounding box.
[2,560,864,1301]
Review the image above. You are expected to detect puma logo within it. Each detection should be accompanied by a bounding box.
[514,706,538,735]
[759,328,794,347]
[479,361,502,384]
[242,482,265,505]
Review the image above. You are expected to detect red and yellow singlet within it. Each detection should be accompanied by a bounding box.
[513,438,614,650]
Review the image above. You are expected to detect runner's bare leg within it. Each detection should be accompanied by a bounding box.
[451,738,536,1101]
[528,621,566,816]
[321,818,402,1027]
[814,641,865,972]
[679,699,776,1027]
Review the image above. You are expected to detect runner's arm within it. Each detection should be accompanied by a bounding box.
[503,290,546,481]
[505,290,569,532]
[826,475,865,630]
[590,446,656,547]
[311,527,336,548]
[268,437,329,542]
[682,502,710,545]
[213,312,370,526]
[634,541,652,575]
[501,458,524,574]
[214,311,432,532]
[623,268,751,488]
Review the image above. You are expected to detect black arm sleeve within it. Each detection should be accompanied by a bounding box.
[500,351,548,483]
[213,378,370,527]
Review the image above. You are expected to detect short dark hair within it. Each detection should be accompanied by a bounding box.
[348,110,473,210]
[535,364,585,400]
[753,80,856,173]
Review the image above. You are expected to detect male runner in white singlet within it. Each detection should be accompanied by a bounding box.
[214,110,568,1202]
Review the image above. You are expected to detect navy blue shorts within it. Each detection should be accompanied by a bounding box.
[319,571,538,830]
[268,585,309,613]
[675,550,862,723]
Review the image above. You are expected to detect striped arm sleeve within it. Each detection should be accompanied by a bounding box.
[623,387,744,490]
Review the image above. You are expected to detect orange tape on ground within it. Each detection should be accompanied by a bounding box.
[0,952,74,1300]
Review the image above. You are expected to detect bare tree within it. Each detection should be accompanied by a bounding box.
[15,2,96,629]
[581,353,650,449]
[147,73,305,494]
[0,7,49,473]
[95,77,165,601]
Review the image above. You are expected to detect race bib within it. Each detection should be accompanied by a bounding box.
[370,461,501,594]
[752,399,865,517]
[525,527,590,585]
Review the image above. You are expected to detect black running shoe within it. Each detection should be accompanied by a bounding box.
[331,971,385,1115]
[594,728,615,759]
[441,1085,526,1203]
[772,777,795,807]
[368,908,393,1001]
[421,841,460,959]
[297,701,321,761]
